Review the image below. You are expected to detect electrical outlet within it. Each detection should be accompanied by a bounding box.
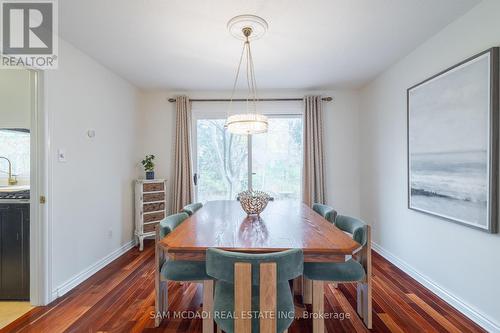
[57,149,66,162]
[107,229,113,238]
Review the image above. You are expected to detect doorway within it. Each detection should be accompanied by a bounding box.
[0,68,45,328]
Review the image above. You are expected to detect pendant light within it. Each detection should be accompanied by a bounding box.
[226,15,268,135]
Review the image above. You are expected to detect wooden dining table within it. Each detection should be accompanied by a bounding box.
[157,200,368,333]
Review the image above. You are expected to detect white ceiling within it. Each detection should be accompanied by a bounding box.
[59,0,480,90]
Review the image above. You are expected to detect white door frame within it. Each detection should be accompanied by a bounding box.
[29,69,51,305]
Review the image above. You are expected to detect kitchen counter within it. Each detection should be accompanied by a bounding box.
[0,185,30,192]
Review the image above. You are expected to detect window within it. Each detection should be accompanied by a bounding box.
[196,119,248,202]
[193,106,303,202]
[252,117,302,200]
[0,129,30,181]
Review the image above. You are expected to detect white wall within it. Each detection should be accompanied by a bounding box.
[359,0,500,330]
[0,69,32,184]
[139,89,360,216]
[0,69,31,129]
[46,39,140,296]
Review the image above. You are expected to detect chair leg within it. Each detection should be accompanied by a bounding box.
[154,229,167,327]
[155,257,160,328]
[356,282,363,318]
[356,225,372,329]
[234,263,252,333]
[312,280,324,333]
[303,278,312,304]
[357,281,372,329]
[163,280,168,311]
[154,277,161,327]
[203,280,214,333]
[260,263,277,333]
[155,279,168,327]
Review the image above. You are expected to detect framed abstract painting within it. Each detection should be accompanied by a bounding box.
[407,47,499,233]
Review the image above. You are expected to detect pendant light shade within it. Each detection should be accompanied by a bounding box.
[225,15,268,135]
[226,113,268,135]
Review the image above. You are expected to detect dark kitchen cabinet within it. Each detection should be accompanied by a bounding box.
[0,203,30,300]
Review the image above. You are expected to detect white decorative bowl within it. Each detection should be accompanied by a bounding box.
[238,190,271,216]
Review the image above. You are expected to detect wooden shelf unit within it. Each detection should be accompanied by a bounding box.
[135,179,167,251]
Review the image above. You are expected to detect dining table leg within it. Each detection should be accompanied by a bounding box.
[303,278,312,304]
[312,280,324,333]
[292,276,308,319]
[293,276,303,296]
[203,280,214,333]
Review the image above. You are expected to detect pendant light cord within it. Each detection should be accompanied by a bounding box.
[226,27,260,121]
[227,36,248,120]
[245,39,252,111]
[247,37,259,110]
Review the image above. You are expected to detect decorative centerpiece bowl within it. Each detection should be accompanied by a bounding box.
[238,190,271,216]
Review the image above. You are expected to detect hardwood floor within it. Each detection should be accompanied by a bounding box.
[0,302,33,329]
[3,240,485,333]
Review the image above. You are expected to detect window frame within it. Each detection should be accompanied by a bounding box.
[191,100,304,201]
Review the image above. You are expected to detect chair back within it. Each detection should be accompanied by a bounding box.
[312,203,338,223]
[335,215,368,246]
[158,212,189,238]
[207,248,303,333]
[182,202,203,216]
[206,248,303,285]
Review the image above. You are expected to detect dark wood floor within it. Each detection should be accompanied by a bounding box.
[4,240,485,333]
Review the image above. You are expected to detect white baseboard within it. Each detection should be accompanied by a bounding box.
[51,239,136,301]
[372,242,500,333]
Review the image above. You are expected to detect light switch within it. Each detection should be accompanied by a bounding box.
[57,149,67,162]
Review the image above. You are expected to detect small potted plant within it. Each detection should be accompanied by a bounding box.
[141,154,155,180]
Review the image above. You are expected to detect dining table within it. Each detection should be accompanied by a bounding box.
[157,200,369,333]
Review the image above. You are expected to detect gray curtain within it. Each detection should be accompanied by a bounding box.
[171,95,194,213]
[302,96,326,206]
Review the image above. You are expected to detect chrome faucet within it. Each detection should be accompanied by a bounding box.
[0,156,18,186]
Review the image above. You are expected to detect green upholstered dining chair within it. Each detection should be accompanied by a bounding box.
[181,202,203,216]
[206,248,303,333]
[303,215,372,329]
[154,212,214,330]
[296,203,338,308]
[158,212,188,238]
[311,203,338,224]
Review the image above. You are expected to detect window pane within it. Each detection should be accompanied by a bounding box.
[252,118,303,200]
[196,119,248,202]
[0,129,30,181]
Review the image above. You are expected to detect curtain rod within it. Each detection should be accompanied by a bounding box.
[167,97,333,103]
